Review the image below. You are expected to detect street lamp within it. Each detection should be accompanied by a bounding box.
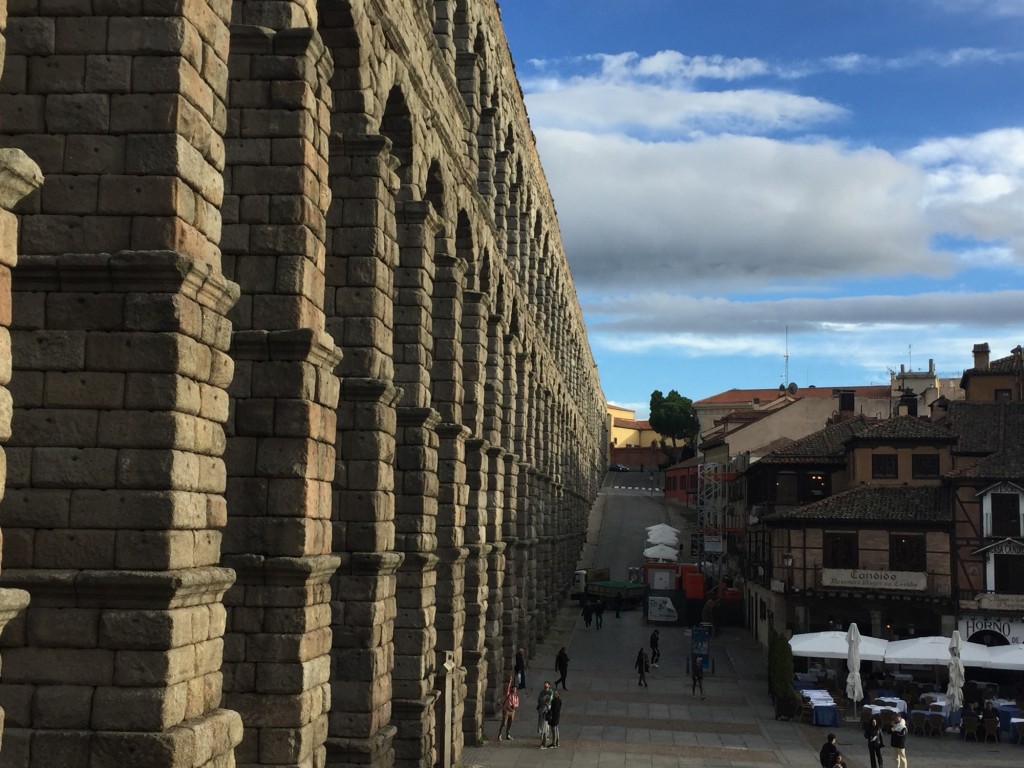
[782,552,794,568]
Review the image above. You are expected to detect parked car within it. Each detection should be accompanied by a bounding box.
[609,463,630,472]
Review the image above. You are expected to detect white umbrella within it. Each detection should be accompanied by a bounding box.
[645,531,679,547]
[789,631,889,661]
[947,631,965,711]
[642,543,678,561]
[645,523,680,535]
[846,623,864,706]
[982,644,1024,671]
[884,636,990,667]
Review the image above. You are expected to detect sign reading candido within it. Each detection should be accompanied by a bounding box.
[821,569,927,591]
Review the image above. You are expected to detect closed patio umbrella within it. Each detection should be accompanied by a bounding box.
[947,630,966,712]
[846,623,864,709]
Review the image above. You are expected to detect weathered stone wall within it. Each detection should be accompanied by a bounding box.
[0,1,606,766]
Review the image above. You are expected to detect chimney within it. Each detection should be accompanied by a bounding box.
[973,343,990,371]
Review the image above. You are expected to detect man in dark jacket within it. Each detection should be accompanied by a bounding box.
[819,733,839,768]
[544,690,562,748]
[650,630,661,666]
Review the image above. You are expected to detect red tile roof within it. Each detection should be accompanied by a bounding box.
[695,385,890,406]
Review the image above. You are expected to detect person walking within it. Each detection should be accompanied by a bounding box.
[819,733,839,768]
[581,601,592,628]
[890,712,908,768]
[545,690,562,748]
[863,715,884,768]
[514,647,526,690]
[691,655,705,698]
[594,599,604,629]
[635,647,649,687]
[554,647,570,690]
[649,629,661,666]
[615,591,623,618]
[497,676,519,741]
[535,681,553,747]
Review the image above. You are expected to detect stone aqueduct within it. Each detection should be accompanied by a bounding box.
[0,0,607,765]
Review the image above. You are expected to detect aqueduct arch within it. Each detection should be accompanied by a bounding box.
[0,2,607,766]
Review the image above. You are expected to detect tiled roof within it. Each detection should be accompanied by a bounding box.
[764,484,949,523]
[753,416,878,464]
[695,385,890,406]
[852,415,956,442]
[613,418,651,430]
[946,401,1024,479]
[963,352,1020,376]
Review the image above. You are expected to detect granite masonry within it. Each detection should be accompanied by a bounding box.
[0,0,607,766]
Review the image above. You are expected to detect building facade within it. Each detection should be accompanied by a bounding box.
[0,2,607,767]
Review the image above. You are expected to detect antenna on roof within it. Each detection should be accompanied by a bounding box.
[783,325,789,384]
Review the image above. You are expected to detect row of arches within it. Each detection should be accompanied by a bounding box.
[0,1,607,766]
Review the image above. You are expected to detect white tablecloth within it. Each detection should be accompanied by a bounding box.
[877,697,907,713]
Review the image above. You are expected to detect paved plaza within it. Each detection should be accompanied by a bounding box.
[466,492,1024,768]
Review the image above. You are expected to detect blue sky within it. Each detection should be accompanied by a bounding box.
[498,0,1024,418]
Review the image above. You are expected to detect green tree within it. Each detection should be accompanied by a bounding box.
[649,389,700,465]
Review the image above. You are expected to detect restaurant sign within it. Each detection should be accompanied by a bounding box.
[821,569,927,591]
[959,613,1024,645]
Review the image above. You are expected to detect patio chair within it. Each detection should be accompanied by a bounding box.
[1015,720,1024,745]
[982,716,999,743]
[961,714,979,742]
[800,699,814,724]
[925,712,945,737]
[910,711,927,736]
[929,703,944,712]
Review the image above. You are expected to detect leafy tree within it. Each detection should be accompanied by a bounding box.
[649,389,700,464]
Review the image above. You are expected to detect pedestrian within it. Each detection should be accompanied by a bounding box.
[497,676,518,741]
[554,647,570,690]
[649,629,660,666]
[890,712,907,768]
[581,601,592,628]
[545,690,562,748]
[691,655,705,698]
[514,647,526,689]
[863,715,883,768]
[635,647,649,687]
[615,591,623,618]
[819,732,839,768]
[535,680,553,746]
[594,598,604,629]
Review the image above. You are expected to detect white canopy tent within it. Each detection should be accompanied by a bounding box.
[982,643,1024,671]
[884,636,990,667]
[645,523,681,535]
[789,631,889,662]
[645,530,679,547]
[642,543,679,562]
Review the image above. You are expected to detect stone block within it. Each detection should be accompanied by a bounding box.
[114,529,197,569]
[13,408,98,447]
[31,446,118,489]
[38,173,100,215]
[45,93,110,133]
[6,18,54,56]
[254,654,330,694]
[12,329,86,370]
[91,682,187,731]
[0,684,33,728]
[34,528,116,569]
[125,373,202,414]
[27,54,85,93]
[114,644,197,687]
[29,730,91,768]
[2,647,114,686]
[99,607,195,651]
[63,135,125,174]
[44,371,125,409]
[26,607,99,647]
[32,684,94,729]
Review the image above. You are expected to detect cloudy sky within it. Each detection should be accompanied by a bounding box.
[498,0,1024,417]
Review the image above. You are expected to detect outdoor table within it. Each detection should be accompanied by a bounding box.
[876,697,907,713]
[804,691,840,727]
[997,704,1021,734]
[874,688,898,698]
[863,704,900,718]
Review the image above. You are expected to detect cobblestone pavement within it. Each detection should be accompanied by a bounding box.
[465,495,1024,767]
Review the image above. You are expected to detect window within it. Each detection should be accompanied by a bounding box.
[824,531,859,568]
[993,555,1024,594]
[775,473,798,504]
[912,454,940,479]
[991,493,1021,537]
[889,533,926,571]
[872,454,898,479]
[995,389,1012,402]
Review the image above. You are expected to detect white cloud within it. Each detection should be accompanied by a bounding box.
[535,129,936,289]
